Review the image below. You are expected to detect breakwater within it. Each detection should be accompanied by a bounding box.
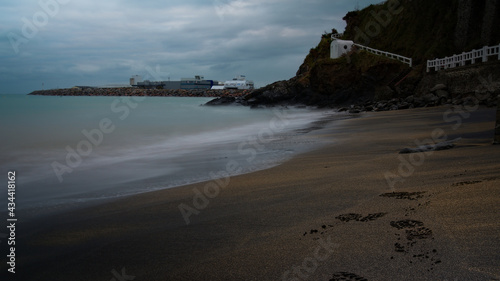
[28,87,254,98]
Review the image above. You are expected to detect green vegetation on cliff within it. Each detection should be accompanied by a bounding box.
[251,0,500,108]
[300,0,500,71]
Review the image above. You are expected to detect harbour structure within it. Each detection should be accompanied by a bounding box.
[130,75,143,86]
[131,75,222,90]
[222,75,254,90]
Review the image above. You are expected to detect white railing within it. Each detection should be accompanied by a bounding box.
[354,44,413,67]
[331,33,344,39]
[427,44,500,72]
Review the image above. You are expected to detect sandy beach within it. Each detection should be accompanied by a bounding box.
[7,106,500,280]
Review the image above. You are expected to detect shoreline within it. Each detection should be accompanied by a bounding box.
[9,105,343,221]
[6,106,500,280]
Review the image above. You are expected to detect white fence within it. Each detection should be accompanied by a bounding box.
[427,44,500,72]
[354,44,413,67]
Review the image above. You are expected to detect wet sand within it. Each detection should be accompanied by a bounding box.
[6,106,500,280]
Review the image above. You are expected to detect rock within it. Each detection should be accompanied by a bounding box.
[397,102,411,110]
[405,95,415,104]
[422,93,439,104]
[462,96,478,107]
[487,98,498,108]
[430,84,447,92]
[374,102,388,111]
[435,90,450,99]
[412,97,425,107]
[364,105,374,112]
[388,98,400,105]
[475,92,491,103]
[376,86,395,100]
[399,138,460,154]
[205,96,236,106]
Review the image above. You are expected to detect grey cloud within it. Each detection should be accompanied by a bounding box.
[0,0,381,94]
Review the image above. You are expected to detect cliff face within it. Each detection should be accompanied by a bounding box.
[343,0,500,64]
[244,0,500,108]
[246,51,407,107]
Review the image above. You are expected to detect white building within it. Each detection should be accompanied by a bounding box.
[330,39,354,59]
[223,75,254,90]
[130,75,143,86]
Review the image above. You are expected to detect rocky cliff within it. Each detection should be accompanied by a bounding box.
[234,0,500,109]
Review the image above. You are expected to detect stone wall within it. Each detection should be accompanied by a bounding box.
[415,62,500,99]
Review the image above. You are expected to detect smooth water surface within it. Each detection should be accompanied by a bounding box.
[0,94,334,216]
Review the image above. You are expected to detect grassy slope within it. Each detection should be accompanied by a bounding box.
[260,0,500,106]
[301,0,500,72]
[343,0,459,64]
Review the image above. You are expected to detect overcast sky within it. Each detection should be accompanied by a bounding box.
[0,0,381,94]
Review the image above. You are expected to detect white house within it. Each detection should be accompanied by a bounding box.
[330,39,354,59]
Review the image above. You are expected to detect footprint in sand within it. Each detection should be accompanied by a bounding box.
[379,191,426,200]
[335,213,387,223]
[451,180,482,186]
[302,213,387,239]
[390,219,441,270]
[329,271,368,281]
[389,219,424,230]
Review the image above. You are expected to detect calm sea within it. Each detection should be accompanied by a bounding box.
[0,94,333,217]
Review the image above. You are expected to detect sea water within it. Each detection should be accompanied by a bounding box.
[0,94,334,217]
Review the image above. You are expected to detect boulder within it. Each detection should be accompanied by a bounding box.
[397,102,411,110]
[405,95,415,104]
[430,84,447,92]
[374,102,388,111]
[363,105,374,112]
[205,96,236,106]
[422,93,439,104]
[435,90,450,99]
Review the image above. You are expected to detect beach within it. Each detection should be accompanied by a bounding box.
[6,106,500,280]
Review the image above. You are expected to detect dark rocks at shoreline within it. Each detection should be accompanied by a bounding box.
[239,78,498,112]
[231,60,500,112]
[339,91,499,114]
[205,96,237,105]
[28,87,253,98]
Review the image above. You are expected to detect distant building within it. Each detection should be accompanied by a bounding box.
[180,75,217,89]
[223,75,254,90]
[132,75,219,90]
[130,75,143,86]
